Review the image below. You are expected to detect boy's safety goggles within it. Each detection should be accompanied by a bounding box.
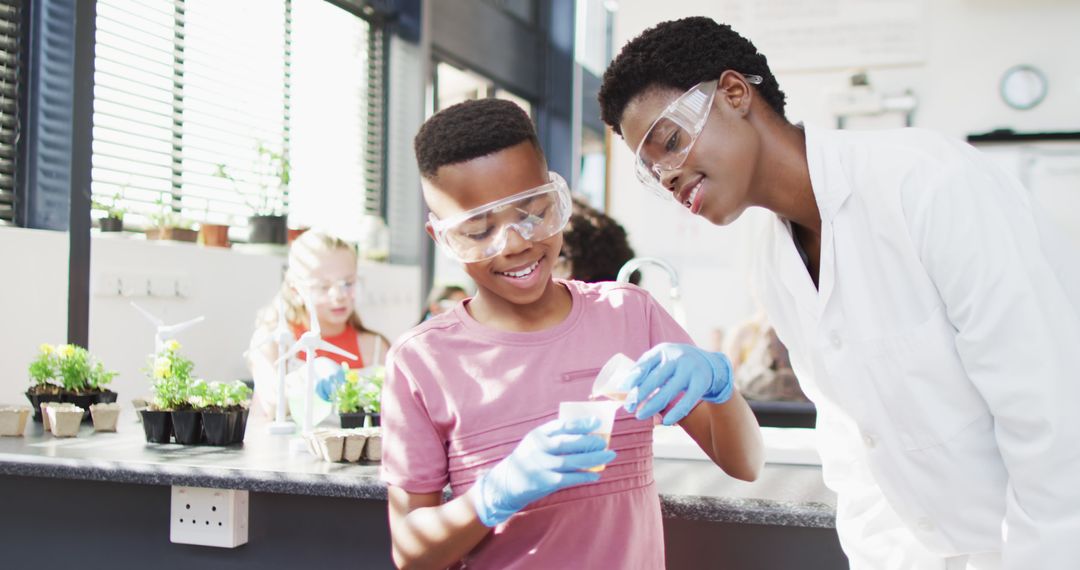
[634,74,762,198]
[428,172,572,263]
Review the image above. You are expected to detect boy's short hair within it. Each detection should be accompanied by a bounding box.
[598,16,787,135]
[414,98,542,178]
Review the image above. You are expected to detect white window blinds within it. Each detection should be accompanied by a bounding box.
[92,0,383,236]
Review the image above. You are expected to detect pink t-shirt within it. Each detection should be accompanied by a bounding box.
[380,279,693,569]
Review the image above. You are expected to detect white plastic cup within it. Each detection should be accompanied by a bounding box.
[591,353,636,402]
[558,400,621,472]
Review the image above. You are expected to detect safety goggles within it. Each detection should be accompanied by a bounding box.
[634,74,763,198]
[428,172,572,263]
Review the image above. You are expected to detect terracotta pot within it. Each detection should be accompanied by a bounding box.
[145,227,198,242]
[90,403,121,432]
[197,223,230,248]
[0,407,31,437]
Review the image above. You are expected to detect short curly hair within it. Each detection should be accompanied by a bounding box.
[599,17,786,135]
[414,98,542,177]
[562,198,639,284]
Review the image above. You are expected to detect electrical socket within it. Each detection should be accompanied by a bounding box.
[170,486,249,548]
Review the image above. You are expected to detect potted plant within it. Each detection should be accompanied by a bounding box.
[199,381,252,446]
[335,366,366,429]
[92,193,126,232]
[215,142,289,245]
[26,344,118,422]
[358,366,384,427]
[142,340,196,443]
[146,196,197,243]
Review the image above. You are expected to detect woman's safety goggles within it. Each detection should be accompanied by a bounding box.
[428,172,572,263]
[634,74,762,198]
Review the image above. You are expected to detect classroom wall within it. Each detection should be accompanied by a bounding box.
[0,227,69,406]
[1,229,420,409]
[607,0,1080,345]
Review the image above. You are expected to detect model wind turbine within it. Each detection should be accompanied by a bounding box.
[246,297,296,435]
[276,292,356,437]
[131,302,205,352]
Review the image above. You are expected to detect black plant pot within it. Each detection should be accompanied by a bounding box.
[248,215,287,245]
[140,410,173,444]
[99,217,123,232]
[171,410,203,445]
[231,408,250,444]
[366,413,381,427]
[26,391,63,422]
[202,410,239,446]
[340,412,365,429]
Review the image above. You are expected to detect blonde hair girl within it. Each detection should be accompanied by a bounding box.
[248,229,390,417]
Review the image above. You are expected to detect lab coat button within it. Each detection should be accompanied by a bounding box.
[829,332,842,349]
[862,434,877,448]
[916,517,935,532]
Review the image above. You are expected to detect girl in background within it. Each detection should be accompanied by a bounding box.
[247,229,390,418]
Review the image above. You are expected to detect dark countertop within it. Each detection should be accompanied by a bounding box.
[0,414,836,528]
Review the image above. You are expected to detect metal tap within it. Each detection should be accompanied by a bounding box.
[617,257,681,302]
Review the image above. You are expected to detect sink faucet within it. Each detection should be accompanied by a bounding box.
[617,257,681,302]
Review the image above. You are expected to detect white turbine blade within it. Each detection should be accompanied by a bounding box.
[275,343,304,366]
[166,315,205,334]
[130,302,164,327]
[315,340,357,362]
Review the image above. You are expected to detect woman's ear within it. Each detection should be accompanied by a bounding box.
[717,70,754,115]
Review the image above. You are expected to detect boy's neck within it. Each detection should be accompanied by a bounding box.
[467,279,573,333]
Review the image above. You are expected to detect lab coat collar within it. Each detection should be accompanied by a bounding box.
[771,124,844,318]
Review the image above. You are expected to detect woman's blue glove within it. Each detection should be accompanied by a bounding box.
[622,343,734,426]
[314,366,346,402]
[469,417,616,527]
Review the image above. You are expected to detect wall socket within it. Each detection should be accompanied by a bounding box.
[170,486,249,548]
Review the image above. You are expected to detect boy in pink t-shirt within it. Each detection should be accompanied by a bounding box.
[381,99,763,569]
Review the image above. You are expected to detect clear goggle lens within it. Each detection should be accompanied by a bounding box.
[430,172,572,263]
[634,75,762,199]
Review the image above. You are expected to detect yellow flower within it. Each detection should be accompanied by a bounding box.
[345,370,359,384]
[40,344,54,355]
[165,340,181,352]
[60,345,76,358]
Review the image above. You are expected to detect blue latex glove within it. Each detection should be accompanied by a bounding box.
[470,417,616,527]
[314,366,346,402]
[622,343,734,426]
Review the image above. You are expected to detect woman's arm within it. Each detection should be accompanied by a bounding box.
[247,326,281,417]
[387,487,491,570]
[678,390,763,481]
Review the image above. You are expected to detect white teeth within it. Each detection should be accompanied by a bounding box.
[499,259,539,278]
[684,181,702,208]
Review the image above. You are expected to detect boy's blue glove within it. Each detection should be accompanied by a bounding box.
[315,366,346,402]
[469,417,616,527]
[622,343,734,426]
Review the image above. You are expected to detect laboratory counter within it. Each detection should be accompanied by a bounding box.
[0,416,846,568]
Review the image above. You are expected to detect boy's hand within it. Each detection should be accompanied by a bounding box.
[623,343,734,425]
[469,417,616,527]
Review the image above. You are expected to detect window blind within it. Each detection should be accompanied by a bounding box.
[92,0,384,235]
[0,0,20,225]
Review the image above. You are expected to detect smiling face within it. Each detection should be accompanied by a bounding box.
[291,247,358,330]
[619,73,762,226]
[423,141,565,314]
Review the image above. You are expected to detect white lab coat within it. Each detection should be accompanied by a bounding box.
[756,125,1080,569]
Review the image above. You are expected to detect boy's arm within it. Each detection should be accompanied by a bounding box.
[678,390,763,481]
[387,487,490,570]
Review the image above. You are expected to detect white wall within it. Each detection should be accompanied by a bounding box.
[607,0,1080,345]
[0,227,68,406]
[1,229,421,408]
